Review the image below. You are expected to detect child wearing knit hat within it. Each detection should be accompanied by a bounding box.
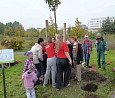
[23,51,36,73]
[22,64,38,98]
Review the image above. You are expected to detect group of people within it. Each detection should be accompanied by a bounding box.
[21,33,107,98]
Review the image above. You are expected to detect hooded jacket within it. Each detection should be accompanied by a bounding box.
[96,37,107,52]
[31,43,43,64]
[22,71,38,89]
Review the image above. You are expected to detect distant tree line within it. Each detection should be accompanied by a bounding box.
[102,17,115,35]
[0,17,57,38]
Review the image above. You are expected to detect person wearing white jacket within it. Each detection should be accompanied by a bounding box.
[31,38,44,79]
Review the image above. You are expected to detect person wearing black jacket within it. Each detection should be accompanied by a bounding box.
[70,37,83,83]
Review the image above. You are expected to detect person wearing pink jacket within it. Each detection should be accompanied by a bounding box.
[22,64,38,98]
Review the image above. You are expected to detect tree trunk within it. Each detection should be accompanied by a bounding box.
[45,20,48,40]
[54,8,57,34]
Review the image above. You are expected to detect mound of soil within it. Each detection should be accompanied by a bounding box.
[85,94,99,98]
[82,71,107,82]
[81,83,98,92]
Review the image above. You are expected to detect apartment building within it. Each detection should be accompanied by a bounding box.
[88,17,115,33]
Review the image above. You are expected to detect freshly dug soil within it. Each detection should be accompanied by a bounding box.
[85,94,99,98]
[81,83,98,92]
[82,71,107,82]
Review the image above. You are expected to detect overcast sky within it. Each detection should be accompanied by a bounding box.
[0,0,115,29]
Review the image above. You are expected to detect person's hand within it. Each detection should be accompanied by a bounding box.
[69,59,72,65]
[80,61,83,64]
[89,51,92,54]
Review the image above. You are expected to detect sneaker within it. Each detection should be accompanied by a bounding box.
[52,85,56,88]
[66,83,70,87]
[56,88,60,91]
[72,77,77,81]
[82,62,86,66]
[43,84,46,87]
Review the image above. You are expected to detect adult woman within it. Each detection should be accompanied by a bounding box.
[70,37,83,83]
[43,37,56,87]
[55,34,72,91]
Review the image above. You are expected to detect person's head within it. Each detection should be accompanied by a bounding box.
[38,38,44,45]
[55,34,63,52]
[96,33,102,39]
[84,34,89,40]
[70,37,77,44]
[24,51,33,59]
[47,37,52,44]
[43,40,47,46]
[55,34,63,41]
[52,37,55,42]
[66,39,71,45]
[28,64,35,72]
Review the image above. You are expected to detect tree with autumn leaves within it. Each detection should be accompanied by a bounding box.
[68,18,85,38]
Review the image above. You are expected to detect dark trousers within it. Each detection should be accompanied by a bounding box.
[56,58,71,89]
[35,63,43,78]
[97,51,105,69]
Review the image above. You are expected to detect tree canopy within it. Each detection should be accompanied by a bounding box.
[102,17,115,34]
[45,0,61,11]
[69,18,85,38]
[0,22,5,35]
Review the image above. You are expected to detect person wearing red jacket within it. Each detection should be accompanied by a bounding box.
[43,37,56,87]
[55,34,72,91]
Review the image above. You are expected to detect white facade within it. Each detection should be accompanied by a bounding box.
[88,17,115,33]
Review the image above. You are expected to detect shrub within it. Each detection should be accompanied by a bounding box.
[1,36,24,50]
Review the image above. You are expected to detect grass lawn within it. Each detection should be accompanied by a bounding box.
[0,50,115,98]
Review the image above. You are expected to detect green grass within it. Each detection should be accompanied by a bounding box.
[0,50,115,98]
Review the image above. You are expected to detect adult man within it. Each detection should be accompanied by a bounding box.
[83,34,92,67]
[31,38,44,79]
[96,33,107,70]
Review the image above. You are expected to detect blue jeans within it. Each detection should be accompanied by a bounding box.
[84,53,90,66]
[44,56,56,87]
[84,44,90,66]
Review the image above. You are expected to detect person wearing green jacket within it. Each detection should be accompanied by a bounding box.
[96,33,107,70]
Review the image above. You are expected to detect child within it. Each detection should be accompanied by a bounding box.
[22,64,38,98]
[23,51,36,73]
